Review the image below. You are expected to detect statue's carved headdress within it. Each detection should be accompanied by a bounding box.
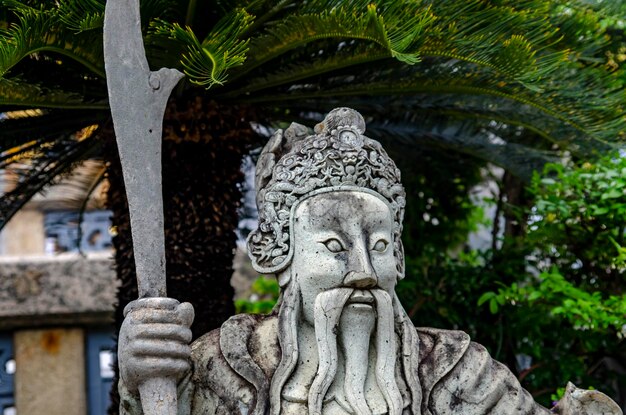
[247,108,406,282]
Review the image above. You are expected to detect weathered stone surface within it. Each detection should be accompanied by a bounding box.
[15,328,86,415]
[0,254,117,328]
[117,108,622,415]
[553,382,623,415]
[104,0,183,299]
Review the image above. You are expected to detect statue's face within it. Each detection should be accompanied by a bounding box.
[291,191,398,325]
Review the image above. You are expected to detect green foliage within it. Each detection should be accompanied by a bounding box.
[2,0,626,228]
[235,276,279,314]
[398,152,626,406]
[393,147,494,332]
[151,9,253,87]
[239,1,433,72]
[529,154,626,275]
[0,0,104,78]
[481,153,626,335]
[471,154,626,403]
[57,0,104,33]
[479,267,626,332]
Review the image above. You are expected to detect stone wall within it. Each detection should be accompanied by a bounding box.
[0,253,117,329]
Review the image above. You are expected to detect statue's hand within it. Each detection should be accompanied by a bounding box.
[553,382,623,415]
[118,297,194,393]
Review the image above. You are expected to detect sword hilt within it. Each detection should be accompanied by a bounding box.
[139,378,178,415]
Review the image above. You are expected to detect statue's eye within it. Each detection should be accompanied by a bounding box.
[372,239,388,252]
[323,238,345,253]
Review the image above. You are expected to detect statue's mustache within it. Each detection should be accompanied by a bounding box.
[347,289,375,305]
[320,287,387,308]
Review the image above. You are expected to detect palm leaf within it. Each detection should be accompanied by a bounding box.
[0,77,107,109]
[150,9,253,88]
[0,0,105,77]
[367,117,557,182]
[0,133,101,228]
[0,108,107,151]
[237,3,434,79]
[418,1,566,84]
[237,56,624,146]
[57,0,105,33]
[219,42,389,96]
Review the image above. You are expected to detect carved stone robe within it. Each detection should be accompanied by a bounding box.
[119,313,551,415]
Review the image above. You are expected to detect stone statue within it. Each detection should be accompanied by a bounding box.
[118,108,622,415]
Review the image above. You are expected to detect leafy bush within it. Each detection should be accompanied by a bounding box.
[235,276,279,314]
[399,152,626,406]
[475,153,626,404]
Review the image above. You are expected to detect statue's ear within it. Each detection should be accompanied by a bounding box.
[395,238,406,280]
[277,266,291,288]
[246,227,292,275]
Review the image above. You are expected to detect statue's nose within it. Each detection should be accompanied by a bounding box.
[343,244,377,288]
[343,271,377,288]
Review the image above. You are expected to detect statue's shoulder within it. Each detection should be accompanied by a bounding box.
[414,326,473,390]
[191,313,278,355]
[415,326,472,359]
[188,313,279,411]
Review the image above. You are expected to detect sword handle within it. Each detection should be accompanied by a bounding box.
[139,377,178,415]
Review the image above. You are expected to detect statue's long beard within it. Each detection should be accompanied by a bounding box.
[307,288,403,415]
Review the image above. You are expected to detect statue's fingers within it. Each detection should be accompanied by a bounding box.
[130,340,191,359]
[127,308,184,324]
[176,302,195,327]
[134,357,191,379]
[136,323,192,343]
[123,297,179,317]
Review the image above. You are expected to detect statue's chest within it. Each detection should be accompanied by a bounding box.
[280,399,389,415]
[280,400,351,414]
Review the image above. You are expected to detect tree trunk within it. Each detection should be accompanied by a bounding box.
[106,98,260,414]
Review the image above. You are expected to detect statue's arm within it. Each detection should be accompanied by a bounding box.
[552,382,623,415]
[429,340,622,415]
[429,341,551,415]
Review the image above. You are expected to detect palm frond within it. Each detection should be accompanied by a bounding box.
[0,133,101,229]
[235,2,435,79]
[0,78,107,109]
[238,56,624,146]
[150,9,253,88]
[0,109,107,151]
[58,0,104,33]
[0,0,104,77]
[220,42,389,96]
[419,0,566,85]
[550,1,624,55]
[215,0,281,14]
[368,117,558,182]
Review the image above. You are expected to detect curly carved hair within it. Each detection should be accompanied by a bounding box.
[247,108,406,281]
